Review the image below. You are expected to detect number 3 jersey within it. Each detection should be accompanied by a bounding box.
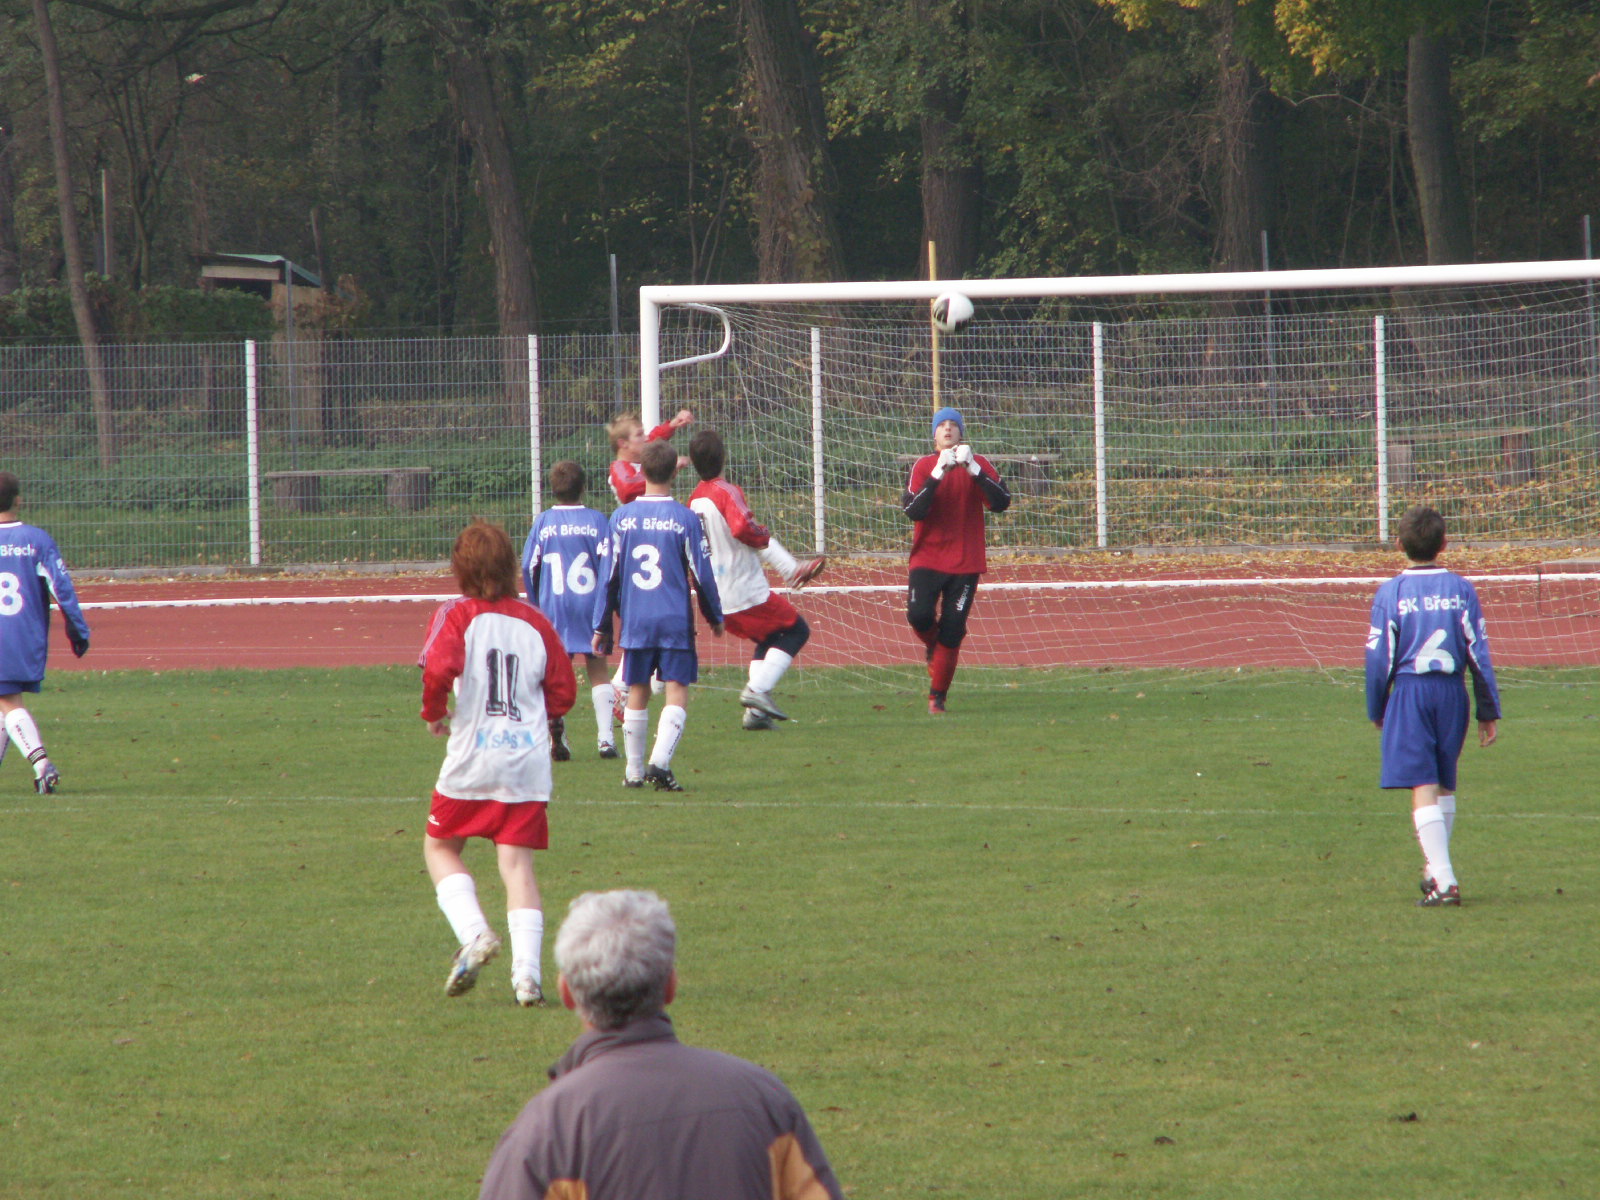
[521,504,612,654]
[419,596,577,803]
[1365,566,1501,724]
[594,494,723,650]
[0,519,90,686]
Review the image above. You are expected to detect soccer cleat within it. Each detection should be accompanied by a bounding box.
[623,775,645,789]
[598,742,619,759]
[1418,883,1461,907]
[644,763,684,792]
[742,708,776,731]
[928,690,947,715]
[791,555,827,589]
[738,686,788,721]
[1419,876,1437,901]
[512,974,546,1008]
[548,717,571,762]
[444,930,501,997]
[34,765,61,795]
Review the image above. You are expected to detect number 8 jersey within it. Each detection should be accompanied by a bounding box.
[1365,565,1501,724]
[419,596,577,803]
[0,518,91,688]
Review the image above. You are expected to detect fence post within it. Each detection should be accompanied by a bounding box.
[528,334,541,512]
[811,326,825,555]
[246,339,261,566]
[1375,315,1389,544]
[1093,321,1108,549]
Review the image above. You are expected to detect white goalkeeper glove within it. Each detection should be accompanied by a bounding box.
[931,447,957,479]
[956,444,980,475]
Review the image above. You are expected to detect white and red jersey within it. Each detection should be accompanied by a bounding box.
[607,422,676,505]
[419,596,577,803]
[689,476,774,616]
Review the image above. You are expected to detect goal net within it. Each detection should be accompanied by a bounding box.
[639,263,1600,690]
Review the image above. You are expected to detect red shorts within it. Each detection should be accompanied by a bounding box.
[427,795,549,848]
[723,592,800,645]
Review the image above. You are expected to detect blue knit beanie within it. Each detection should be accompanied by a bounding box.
[931,407,964,438]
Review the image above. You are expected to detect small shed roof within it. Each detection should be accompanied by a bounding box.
[199,253,322,289]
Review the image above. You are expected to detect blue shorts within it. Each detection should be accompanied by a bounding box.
[0,680,42,696]
[621,647,698,687]
[1379,673,1470,791]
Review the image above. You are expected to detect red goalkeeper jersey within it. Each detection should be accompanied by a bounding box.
[904,452,1006,574]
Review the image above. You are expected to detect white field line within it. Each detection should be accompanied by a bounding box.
[23,794,1600,822]
[78,572,1579,610]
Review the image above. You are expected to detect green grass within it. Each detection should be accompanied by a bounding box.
[4,666,1598,1198]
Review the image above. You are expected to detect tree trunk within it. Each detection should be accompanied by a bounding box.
[32,0,118,467]
[916,0,981,281]
[443,0,536,422]
[0,103,21,294]
[1406,32,1472,265]
[1210,8,1279,277]
[739,0,845,283]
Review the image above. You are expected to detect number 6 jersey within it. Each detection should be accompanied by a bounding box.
[1365,565,1501,724]
[419,596,577,803]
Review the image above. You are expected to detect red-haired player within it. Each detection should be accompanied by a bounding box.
[418,519,577,1006]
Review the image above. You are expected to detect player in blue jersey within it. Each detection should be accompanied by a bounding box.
[1366,506,1500,907]
[0,471,90,794]
[592,440,723,791]
[523,462,620,762]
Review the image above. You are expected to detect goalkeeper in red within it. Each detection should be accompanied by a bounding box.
[1365,505,1500,908]
[902,407,1010,713]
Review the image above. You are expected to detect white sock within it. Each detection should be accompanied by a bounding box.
[4,708,49,772]
[435,873,490,945]
[1413,805,1456,891]
[1438,794,1456,839]
[507,908,544,982]
[650,704,687,768]
[592,683,616,747]
[623,708,650,777]
[748,649,793,695]
[760,536,799,582]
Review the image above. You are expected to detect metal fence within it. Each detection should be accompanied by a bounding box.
[3,299,1598,572]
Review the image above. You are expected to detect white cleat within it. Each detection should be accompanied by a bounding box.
[512,974,546,1007]
[738,687,788,721]
[444,930,501,997]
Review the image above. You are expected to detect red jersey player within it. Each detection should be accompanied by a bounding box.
[901,407,1011,713]
[687,428,826,730]
[418,519,577,1006]
[606,408,694,505]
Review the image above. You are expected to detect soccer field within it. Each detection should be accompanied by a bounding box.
[4,665,1598,1199]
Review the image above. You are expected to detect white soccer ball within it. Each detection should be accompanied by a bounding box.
[930,291,974,334]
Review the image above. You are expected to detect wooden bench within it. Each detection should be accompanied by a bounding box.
[895,452,1060,496]
[264,467,432,513]
[1387,427,1535,489]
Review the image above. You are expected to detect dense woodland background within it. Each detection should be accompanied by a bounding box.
[0,0,1597,341]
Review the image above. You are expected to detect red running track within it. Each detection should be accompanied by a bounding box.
[52,563,1600,674]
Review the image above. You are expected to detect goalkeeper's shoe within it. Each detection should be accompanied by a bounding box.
[444,930,501,997]
[928,690,947,715]
[742,708,776,731]
[34,763,61,795]
[1417,881,1461,907]
[548,717,571,762]
[738,687,788,721]
[644,764,684,792]
[791,555,827,589]
[598,741,619,759]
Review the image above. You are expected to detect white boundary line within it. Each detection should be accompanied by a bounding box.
[77,571,1589,610]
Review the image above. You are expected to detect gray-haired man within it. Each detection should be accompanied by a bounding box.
[479,889,845,1200]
